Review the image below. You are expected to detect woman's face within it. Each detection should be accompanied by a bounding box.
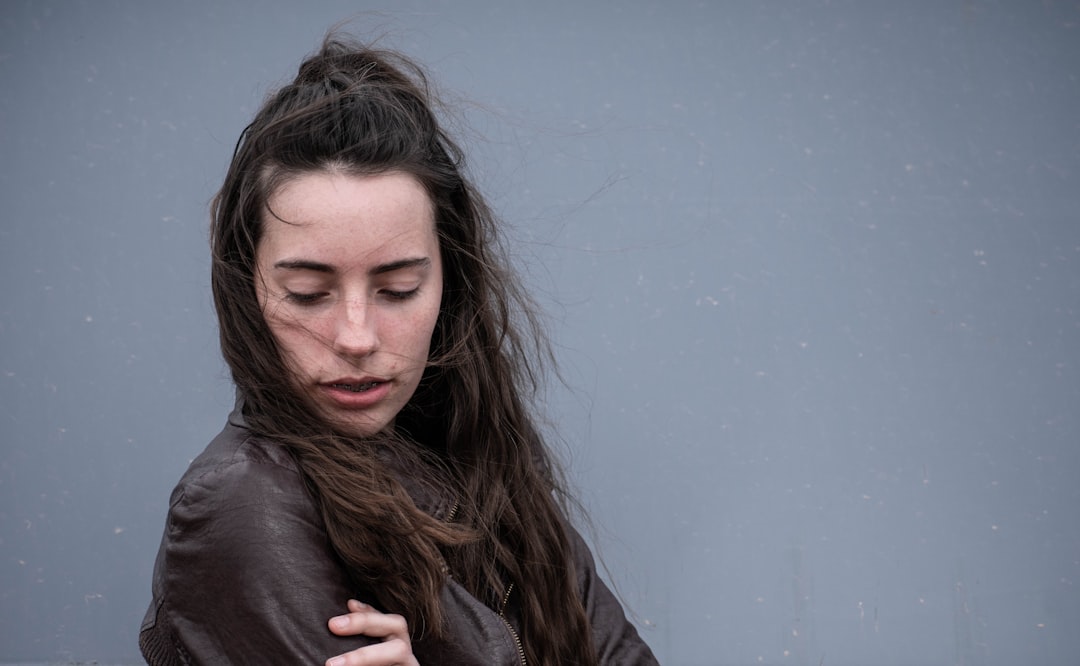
[254,170,443,437]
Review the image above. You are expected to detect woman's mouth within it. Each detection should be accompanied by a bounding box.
[319,378,392,410]
[331,381,380,392]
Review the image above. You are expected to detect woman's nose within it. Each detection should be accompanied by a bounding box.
[332,297,378,358]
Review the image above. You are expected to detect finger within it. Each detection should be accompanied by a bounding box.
[328,608,410,641]
[326,637,418,666]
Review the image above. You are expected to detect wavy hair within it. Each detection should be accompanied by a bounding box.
[209,35,597,665]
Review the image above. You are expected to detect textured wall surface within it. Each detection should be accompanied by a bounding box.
[2,2,1078,664]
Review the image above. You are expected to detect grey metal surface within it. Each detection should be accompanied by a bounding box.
[2,1,1077,664]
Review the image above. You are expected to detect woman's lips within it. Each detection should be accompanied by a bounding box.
[318,378,391,409]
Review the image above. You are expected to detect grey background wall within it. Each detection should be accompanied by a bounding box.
[2,2,1078,664]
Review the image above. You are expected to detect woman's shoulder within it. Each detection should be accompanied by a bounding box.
[167,418,310,519]
[188,418,299,476]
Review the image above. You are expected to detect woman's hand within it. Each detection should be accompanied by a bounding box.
[326,600,419,666]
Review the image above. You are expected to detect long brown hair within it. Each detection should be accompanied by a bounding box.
[209,35,597,665]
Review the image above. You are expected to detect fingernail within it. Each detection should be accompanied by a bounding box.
[330,615,349,630]
[328,657,345,666]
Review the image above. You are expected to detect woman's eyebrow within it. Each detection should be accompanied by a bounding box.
[273,259,334,273]
[370,257,431,276]
[271,257,430,275]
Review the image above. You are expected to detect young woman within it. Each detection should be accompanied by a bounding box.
[140,35,658,666]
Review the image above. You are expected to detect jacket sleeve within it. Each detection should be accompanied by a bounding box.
[568,524,661,665]
[148,454,375,663]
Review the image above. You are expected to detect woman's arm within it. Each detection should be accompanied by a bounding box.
[152,453,379,662]
[566,524,661,665]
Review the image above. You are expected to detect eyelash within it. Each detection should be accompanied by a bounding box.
[284,291,325,304]
[382,288,420,301]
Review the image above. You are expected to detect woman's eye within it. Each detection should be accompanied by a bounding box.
[382,288,419,301]
[284,291,325,304]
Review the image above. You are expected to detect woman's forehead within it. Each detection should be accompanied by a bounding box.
[258,171,438,262]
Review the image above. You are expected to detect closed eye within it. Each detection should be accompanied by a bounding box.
[284,290,327,304]
[381,288,420,301]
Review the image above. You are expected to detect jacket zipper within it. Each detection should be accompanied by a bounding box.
[498,583,526,666]
[436,499,459,576]
[441,500,524,664]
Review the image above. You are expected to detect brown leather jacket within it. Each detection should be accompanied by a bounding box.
[139,405,659,665]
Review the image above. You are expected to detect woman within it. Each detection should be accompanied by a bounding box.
[140,35,658,666]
